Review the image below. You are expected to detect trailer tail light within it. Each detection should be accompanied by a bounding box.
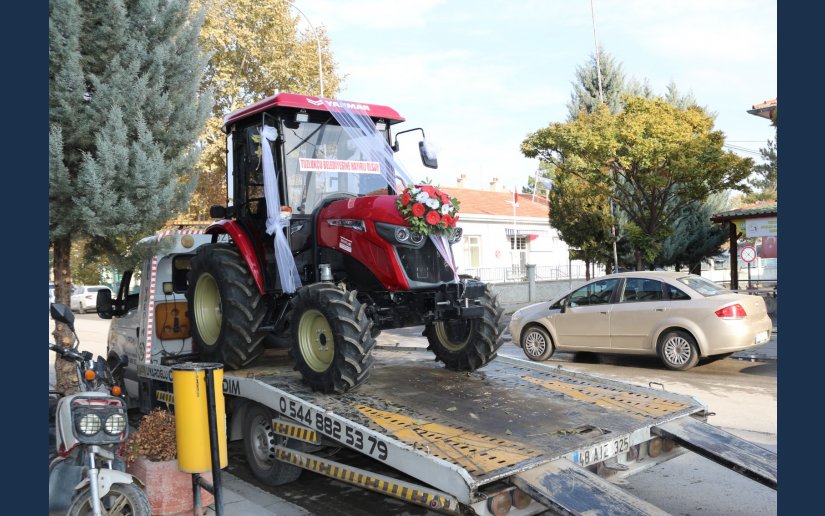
[715,304,747,319]
[511,488,532,509]
[487,491,512,516]
[648,437,662,457]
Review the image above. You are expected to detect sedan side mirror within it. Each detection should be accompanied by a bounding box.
[559,297,568,314]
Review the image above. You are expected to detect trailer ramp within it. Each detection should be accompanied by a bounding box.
[512,458,668,516]
[652,417,777,489]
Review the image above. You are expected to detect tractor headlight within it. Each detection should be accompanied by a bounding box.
[78,413,102,435]
[375,223,426,249]
[105,413,127,435]
[395,227,411,242]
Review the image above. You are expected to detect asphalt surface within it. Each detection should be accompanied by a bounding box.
[50,310,777,515]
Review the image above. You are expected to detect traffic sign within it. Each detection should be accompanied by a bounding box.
[740,245,757,263]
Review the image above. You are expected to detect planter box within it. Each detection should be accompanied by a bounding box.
[128,457,214,515]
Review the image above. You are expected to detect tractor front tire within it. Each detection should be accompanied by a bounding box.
[425,287,505,371]
[186,243,268,370]
[290,284,375,393]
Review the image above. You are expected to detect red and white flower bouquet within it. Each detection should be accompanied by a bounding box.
[396,183,460,236]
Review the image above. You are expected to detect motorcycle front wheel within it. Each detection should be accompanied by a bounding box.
[67,482,150,516]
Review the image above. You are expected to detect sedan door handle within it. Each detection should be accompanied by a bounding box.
[655,308,667,312]
[599,311,609,315]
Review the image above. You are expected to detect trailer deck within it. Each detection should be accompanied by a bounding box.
[140,347,776,513]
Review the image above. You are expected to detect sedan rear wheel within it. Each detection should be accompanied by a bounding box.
[658,330,700,371]
[521,325,554,362]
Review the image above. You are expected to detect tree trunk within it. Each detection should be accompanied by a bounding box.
[688,261,701,275]
[585,259,591,280]
[635,251,643,272]
[52,238,79,394]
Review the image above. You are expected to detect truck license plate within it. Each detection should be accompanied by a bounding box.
[576,434,630,467]
[755,331,770,345]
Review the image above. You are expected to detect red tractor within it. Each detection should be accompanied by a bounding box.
[187,93,504,393]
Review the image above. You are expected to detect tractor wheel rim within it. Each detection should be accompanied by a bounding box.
[298,309,334,372]
[434,321,471,351]
[194,273,222,346]
[664,336,690,365]
[524,331,546,356]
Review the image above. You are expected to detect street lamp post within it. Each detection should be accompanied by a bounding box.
[286,1,324,97]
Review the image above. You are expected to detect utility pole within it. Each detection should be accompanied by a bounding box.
[590,0,619,272]
[287,1,324,97]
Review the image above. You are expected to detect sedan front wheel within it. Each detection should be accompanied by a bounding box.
[658,330,699,371]
[521,325,554,362]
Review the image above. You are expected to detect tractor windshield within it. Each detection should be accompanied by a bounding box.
[284,119,391,214]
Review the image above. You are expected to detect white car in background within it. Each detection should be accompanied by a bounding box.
[509,272,772,370]
[70,285,108,313]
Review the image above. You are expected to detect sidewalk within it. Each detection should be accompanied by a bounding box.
[203,472,305,515]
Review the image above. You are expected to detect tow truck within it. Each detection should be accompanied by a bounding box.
[98,230,776,515]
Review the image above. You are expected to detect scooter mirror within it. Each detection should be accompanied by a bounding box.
[50,303,76,332]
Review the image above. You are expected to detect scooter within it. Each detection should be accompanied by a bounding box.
[49,302,150,516]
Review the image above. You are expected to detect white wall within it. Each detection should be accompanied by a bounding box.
[453,214,579,272]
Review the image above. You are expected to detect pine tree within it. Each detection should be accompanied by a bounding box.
[49,0,211,392]
[657,192,731,273]
[566,47,626,119]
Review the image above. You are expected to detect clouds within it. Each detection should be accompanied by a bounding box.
[295,0,776,188]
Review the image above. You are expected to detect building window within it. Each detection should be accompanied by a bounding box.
[509,236,528,251]
[464,236,481,267]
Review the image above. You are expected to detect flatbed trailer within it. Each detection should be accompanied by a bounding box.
[137,347,776,515]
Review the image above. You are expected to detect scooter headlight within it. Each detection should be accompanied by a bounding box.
[71,395,127,444]
[78,413,102,435]
[105,413,127,435]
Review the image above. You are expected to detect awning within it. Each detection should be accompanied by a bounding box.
[505,229,547,237]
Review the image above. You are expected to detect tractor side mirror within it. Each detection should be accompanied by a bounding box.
[96,289,114,320]
[210,205,227,219]
[419,141,438,169]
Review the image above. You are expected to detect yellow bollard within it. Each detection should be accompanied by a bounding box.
[171,362,228,473]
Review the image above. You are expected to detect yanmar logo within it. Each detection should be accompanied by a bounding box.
[306,97,370,112]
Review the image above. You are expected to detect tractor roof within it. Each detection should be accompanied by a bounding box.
[223,92,405,130]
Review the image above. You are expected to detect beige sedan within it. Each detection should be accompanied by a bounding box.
[508,272,772,370]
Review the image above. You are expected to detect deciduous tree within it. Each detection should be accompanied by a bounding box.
[186,0,345,219]
[522,96,752,270]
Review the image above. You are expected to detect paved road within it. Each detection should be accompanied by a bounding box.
[51,313,777,515]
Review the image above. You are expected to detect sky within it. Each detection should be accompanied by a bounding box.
[295,0,777,192]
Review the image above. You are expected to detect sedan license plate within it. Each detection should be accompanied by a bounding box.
[755,331,770,345]
[576,434,630,467]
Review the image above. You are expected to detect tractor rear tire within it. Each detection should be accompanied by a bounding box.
[290,284,375,393]
[424,286,505,371]
[186,243,267,370]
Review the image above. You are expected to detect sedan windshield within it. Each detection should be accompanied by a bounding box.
[676,275,729,297]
